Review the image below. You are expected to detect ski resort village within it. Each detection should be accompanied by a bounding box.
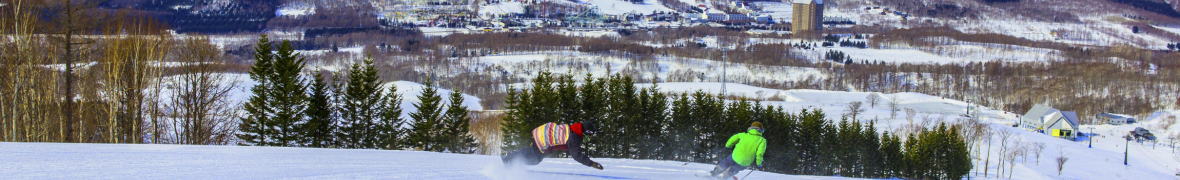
[4,0,1180,179]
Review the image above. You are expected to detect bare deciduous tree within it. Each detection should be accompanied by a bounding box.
[845,101,864,121]
[1056,150,1069,176]
[1,0,64,142]
[995,130,1013,177]
[866,94,880,108]
[889,95,900,120]
[1033,142,1045,165]
[96,16,170,143]
[905,108,917,125]
[162,37,238,145]
[981,129,994,178]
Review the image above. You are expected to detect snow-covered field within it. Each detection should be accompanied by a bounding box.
[578,0,673,15]
[479,2,526,18]
[0,142,844,180]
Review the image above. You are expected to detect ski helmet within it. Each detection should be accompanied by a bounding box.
[751,121,765,133]
[582,120,598,136]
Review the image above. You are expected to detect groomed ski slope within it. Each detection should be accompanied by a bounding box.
[0,142,849,180]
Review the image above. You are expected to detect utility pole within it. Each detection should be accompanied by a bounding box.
[721,48,727,96]
[1124,135,1130,166]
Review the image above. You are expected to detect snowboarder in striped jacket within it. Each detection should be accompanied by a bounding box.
[710,121,768,178]
[502,120,603,170]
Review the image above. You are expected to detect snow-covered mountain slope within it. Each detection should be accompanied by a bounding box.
[0,142,848,180]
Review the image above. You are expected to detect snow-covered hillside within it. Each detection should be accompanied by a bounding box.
[0,142,845,179]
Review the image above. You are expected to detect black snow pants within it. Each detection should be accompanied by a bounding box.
[502,141,544,166]
[711,154,745,177]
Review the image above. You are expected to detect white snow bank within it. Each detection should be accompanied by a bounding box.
[0,142,848,179]
[480,2,526,16]
[384,81,485,122]
[155,73,256,108]
[580,0,674,15]
[276,4,316,17]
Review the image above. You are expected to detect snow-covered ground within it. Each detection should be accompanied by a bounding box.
[479,2,526,18]
[387,80,485,113]
[0,142,845,179]
[578,0,673,15]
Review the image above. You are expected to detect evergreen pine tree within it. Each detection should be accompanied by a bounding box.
[820,118,840,175]
[377,84,406,150]
[500,86,532,151]
[238,35,275,146]
[578,76,609,156]
[408,82,444,151]
[636,87,668,159]
[646,88,670,160]
[337,58,386,149]
[556,75,582,124]
[758,106,788,173]
[835,119,854,175]
[302,74,335,148]
[692,91,725,161]
[880,132,904,178]
[669,93,696,161]
[603,74,637,157]
[579,76,607,128]
[946,125,973,179]
[796,109,826,174]
[501,72,558,152]
[861,121,884,178]
[633,88,656,158]
[903,133,924,178]
[268,41,309,147]
[442,91,476,153]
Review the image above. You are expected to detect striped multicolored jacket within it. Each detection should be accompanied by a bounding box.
[532,122,570,152]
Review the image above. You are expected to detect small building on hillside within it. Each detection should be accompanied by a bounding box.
[1019,104,1080,140]
[790,0,823,35]
[1096,113,1136,125]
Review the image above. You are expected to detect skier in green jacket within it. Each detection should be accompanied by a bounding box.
[710,121,768,178]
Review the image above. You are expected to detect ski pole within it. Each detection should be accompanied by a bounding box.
[739,169,754,180]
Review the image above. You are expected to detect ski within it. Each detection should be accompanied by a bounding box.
[693,173,737,180]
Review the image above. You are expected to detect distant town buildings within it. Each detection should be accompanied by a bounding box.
[790,0,823,35]
[1096,113,1136,125]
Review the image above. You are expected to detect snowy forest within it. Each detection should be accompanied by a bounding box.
[235,35,477,152]
[501,72,972,179]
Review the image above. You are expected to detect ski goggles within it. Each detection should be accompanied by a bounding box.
[750,127,765,133]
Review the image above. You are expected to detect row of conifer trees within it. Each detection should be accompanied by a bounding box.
[502,72,971,179]
[236,35,476,153]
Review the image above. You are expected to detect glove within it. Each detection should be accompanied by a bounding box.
[590,162,604,170]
